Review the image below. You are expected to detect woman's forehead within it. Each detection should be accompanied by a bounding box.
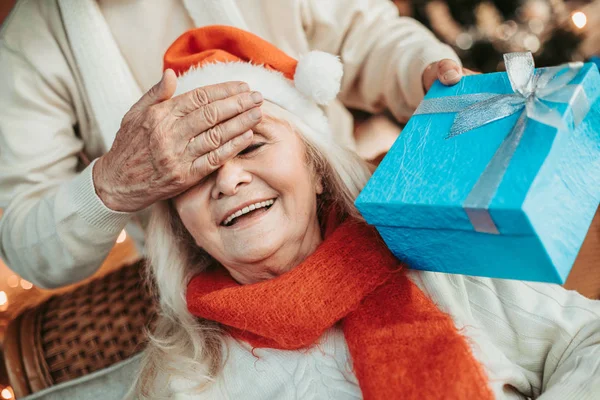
[254,111,294,137]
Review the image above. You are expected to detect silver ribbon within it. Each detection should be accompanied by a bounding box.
[414,52,591,234]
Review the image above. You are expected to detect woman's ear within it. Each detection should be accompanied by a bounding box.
[315,176,324,195]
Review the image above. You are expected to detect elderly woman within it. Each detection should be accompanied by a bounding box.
[129,27,600,400]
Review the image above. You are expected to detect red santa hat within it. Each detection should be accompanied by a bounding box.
[163,25,343,136]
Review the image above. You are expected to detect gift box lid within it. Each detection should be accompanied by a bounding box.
[356,62,600,236]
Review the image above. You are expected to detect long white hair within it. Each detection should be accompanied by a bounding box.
[127,104,373,399]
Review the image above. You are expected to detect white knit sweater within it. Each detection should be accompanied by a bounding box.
[163,270,600,399]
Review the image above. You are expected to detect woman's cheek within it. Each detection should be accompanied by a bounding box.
[179,196,212,239]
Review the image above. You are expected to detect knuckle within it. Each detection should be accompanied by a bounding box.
[205,126,223,148]
[151,139,174,166]
[438,59,455,71]
[174,173,187,187]
[235,95,246,113]
[242,111,257,127]
[202,105,219,126]
[194,88,210,106]
[148,83,159,98]
[230,81,248,94]
[142,106,164,130]
[140,116,155,131]
[207,150,221,167]
[166,169,186,186]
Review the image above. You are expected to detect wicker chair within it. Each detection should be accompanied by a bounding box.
[1,259,156,398]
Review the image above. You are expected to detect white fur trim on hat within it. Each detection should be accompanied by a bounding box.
[294,51,343,105]
[174,59,341,136]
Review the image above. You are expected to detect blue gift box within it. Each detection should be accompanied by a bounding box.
[355,54,600,284]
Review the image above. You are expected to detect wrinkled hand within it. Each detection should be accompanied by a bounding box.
[93,69,263,213]
[422,59,478,92]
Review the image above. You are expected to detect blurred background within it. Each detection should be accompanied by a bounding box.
[393,0,600,72]
[0,0,599,398]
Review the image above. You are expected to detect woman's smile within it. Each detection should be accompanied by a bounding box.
[221,198,277,229]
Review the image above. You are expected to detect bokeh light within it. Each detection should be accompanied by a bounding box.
[116,229,127,244]
[571,11,587,29]
[20,279,33,290]
[7,275,19,288]
[1,387,14,399]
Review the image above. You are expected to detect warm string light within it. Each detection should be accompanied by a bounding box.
[20,279,33,290]
[1,387,14,399]
[571,11,587,29]
[7,275,18,288]
[422,0,595,73]
[445,0,554,59]
[523,34,541,52]
[0,291,8,312]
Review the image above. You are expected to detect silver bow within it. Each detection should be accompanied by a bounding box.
[414,52,591,234]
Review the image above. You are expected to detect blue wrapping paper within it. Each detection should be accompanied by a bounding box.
[355,57,600,283]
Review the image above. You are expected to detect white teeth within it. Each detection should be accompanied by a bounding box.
[223,199,275,226]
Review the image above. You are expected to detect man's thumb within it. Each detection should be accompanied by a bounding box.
[135,69,178,109]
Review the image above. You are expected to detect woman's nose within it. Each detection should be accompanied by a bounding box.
[211,161,252,199]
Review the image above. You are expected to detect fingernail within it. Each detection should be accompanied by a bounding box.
[250,108,262,120]
[237,83,250,93]
[251,91,263,104]
[443,70,460,82]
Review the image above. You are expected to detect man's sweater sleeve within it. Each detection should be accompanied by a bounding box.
[0,10,131,289]
[300,0,461,122]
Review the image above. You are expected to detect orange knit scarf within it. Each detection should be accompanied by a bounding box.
[186,219,494,400]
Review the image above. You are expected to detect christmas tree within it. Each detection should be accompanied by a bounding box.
[398,0,597,72]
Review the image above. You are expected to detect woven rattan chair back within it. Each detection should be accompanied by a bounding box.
[3,259,156,398]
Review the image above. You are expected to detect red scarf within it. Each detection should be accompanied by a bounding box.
[187,219,494,400]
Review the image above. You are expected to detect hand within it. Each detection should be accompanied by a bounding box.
[422,59,478,92]
[93,69,263,213]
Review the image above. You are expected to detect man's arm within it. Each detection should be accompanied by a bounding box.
[0,7,130,288]
[301,0,461,122]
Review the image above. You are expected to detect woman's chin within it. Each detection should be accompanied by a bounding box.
[225,239,282,265]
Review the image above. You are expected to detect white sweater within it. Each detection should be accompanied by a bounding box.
[164,270,600,399]
[0,0,459,288]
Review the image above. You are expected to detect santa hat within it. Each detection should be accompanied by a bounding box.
[163,25,343,136]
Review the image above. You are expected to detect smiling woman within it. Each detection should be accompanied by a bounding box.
[127,26,600,400]
[173,104,327,284]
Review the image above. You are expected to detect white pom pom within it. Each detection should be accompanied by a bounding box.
[294,51,343,105]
